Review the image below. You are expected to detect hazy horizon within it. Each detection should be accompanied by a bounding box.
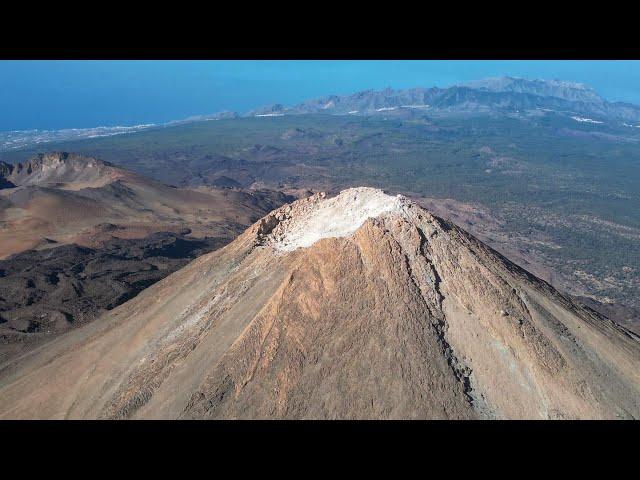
[2,60,640,131]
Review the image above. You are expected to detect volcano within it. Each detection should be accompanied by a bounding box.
[0,187,638,419]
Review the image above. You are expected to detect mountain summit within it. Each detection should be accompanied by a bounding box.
[0,152,127,189]
[460,76,604,103]
[0,188,638,419]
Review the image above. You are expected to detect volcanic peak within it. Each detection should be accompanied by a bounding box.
[259,187,412,251]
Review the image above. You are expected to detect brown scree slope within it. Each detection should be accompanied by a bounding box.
[0,188,638,419]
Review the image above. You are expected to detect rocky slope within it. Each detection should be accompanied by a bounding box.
[0,188,638,419]
[0,152,292,258]
[0,232,228,363]
[0,152,293,362]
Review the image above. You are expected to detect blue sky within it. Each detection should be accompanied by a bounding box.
[1,60,640,131]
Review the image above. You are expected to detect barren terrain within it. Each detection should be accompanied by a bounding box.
[0,152,291,258]
[0,189,637,419]
[0,152,293,358]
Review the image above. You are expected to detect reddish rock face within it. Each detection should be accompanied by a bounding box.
[0,188,638,419]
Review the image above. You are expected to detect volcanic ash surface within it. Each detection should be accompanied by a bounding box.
[267,187,410,251]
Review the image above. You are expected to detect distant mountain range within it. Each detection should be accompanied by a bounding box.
[249,77,640,123]
[461,77,603,103]
[2,77,639,153]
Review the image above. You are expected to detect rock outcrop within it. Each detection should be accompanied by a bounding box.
[0,152,126,189]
